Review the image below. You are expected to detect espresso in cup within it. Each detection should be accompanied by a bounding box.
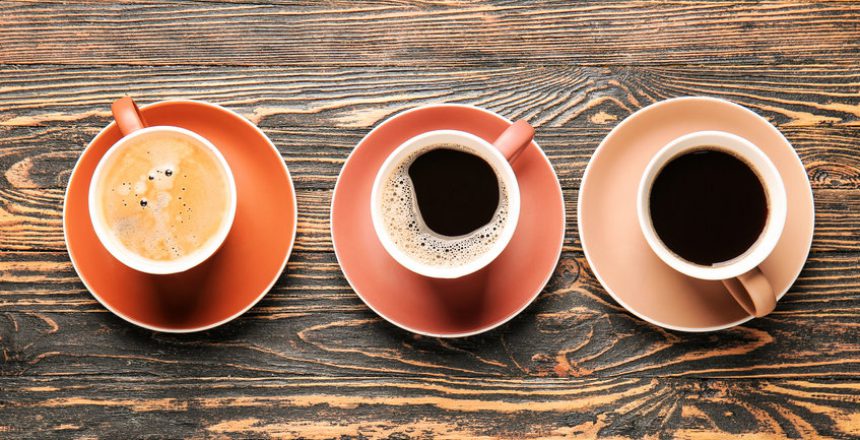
[638,131,787,317]
[89,97,237,275]
[91,130,233,262]
[377,143,511,269]
[371,121,534,279]
[649,149,768,266]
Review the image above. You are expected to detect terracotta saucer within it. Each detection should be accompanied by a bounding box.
[578,97,814,331]
[331,104,565,337]
[64,100,297,332]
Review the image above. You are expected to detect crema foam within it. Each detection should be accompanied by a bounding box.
[93,131,232,262]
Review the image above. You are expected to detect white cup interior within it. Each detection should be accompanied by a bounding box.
[88,126,237,275]
[637,131,787,281]
[370,130,521,279]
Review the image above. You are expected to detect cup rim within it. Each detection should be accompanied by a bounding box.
[370,129,521,279]
[637,130,788,281]
[88,125,238,275]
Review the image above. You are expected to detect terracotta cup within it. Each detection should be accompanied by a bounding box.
[370,120,534,279]
[637,131,788,317]
[88,97,238,275]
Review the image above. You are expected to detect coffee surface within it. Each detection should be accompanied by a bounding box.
[408,148,500,236]
[94,131,231,262]
[649,149,768,266]
[378,143,508,269]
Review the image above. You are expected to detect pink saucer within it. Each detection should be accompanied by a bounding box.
[331,105,565,337]
[578,97,814,331]
[64,100,297,332]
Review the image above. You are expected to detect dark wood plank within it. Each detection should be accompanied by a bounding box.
[1,250,858,379]
[1,375,858,439]
[1,65,859,252]
[1,1,859,67]
[1,65,859,129]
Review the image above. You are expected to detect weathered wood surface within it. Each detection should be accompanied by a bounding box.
[2,251,860,380]
[1,66,859,253]
[1,1,859,438]
[2,376,859,438]
[1,1,859,67]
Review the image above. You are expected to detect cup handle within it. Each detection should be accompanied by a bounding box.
[111,96,147,136]
[720,267,777,317]
[493,120,534,163]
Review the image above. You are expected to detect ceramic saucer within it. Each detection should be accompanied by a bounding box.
[578,97,814,331]
[64,100,297,332]
[331,104,565,337]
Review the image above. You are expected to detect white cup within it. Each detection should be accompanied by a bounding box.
[637,130,787,317]
[371,122,533,279]
[89,125,237,275]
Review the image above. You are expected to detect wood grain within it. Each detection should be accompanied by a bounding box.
[1,376,859,439]
[1,251,859,380]
[1,65,859,253]
[1,0,859,438]
[2,65,859,129]
[1,1,859,67]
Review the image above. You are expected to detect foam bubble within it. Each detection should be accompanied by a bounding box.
[378,143,509,269]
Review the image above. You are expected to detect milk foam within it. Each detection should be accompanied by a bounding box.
[94,131,231,262]
[379,143,508,269]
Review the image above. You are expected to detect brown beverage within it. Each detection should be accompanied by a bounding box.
[649,149,768,266]
[92,130,232,262]
[408,148,500,236]
[378,143,509,269]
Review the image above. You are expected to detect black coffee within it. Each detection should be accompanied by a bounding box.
[649,149,768,266]
[408,148,500,236]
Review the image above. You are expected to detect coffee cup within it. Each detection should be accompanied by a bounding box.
[371,120,534,279]
[88,97,237,275]
[637,130,787,317]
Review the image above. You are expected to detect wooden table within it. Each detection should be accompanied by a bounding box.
[1,1,859,438]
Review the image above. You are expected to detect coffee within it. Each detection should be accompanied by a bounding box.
[378,143,509,268]
[409,148,500,236]
[92,130,232,262]
[649,149,768,266]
